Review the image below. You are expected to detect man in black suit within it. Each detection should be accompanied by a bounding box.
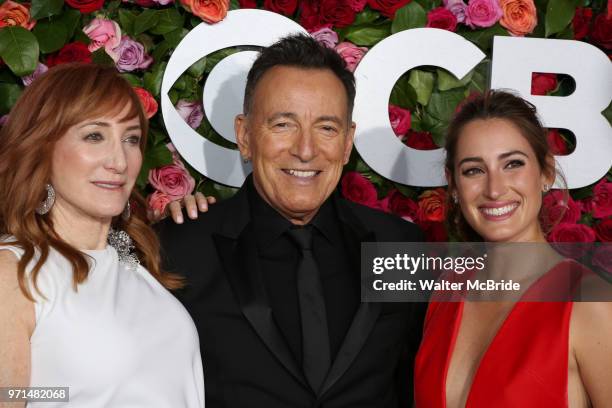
[158,34,424,407]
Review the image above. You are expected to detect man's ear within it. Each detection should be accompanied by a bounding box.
[343,121,356,164]
[235,114,251,160]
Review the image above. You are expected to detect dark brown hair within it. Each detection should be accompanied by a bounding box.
[0,63,182,300]
[444,89,564,241]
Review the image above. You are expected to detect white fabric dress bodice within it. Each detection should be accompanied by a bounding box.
[2,240,204,407]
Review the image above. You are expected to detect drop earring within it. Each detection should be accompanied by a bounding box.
[36,184,55,215]
[122,200,131,221]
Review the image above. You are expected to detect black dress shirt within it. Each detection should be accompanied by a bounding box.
[247,179,359,364]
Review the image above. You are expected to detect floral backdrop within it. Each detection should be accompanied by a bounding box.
[0,0,610,249]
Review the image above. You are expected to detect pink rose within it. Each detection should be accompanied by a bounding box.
[348,0,368,11]
[592,245,612,274]
[427,7,458,31]
[176,100,204,129]
[585,179,612,219]
[341,171,378,208]
[21,62,48,86]
[546,129,568,155]
[335,41,367,72]
[0,114,9,127]
[83,18,122,55]
[389,104,411,136]
[147,190,172,214]
[148,163,196,200]
[465,0,502,28]
[541,190,582,231]
[594,218,612,242]
[310,27,339,48]
[445,0,468,23]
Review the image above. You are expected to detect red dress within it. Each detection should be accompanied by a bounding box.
[414,260,588,408]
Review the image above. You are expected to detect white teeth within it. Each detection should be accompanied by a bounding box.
[481,204,518,216]
[287,169,317,178]
[94,183,121,189]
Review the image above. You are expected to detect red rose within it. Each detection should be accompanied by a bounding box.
[591,13,612,49]
[46,42,92,67]
[541,190,581,231]
[133,87,159,119]
[387,189,419,221]
[404,130,438,150]
[594,218,612,242]
[548,222,596,258]
[592,245,612,274]
[341,171,378,207]
[426,7,458,31]
[419,221,448,242]
[572,7,592,40]
[264,0,297,15]
[588,179,612,218]
[367,0,411,18]
[389,104,411,136]
[531,73,557,95]
[417,188,446,223]
[239,0,257,7]
[546,129,568,155]
[65,0,105,13]
[300,0,356,30]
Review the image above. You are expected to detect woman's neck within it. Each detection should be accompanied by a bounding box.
[49,202,112,250]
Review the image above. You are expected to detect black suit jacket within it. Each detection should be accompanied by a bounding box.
[157,184,425,408]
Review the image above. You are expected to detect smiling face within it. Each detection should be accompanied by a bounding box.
[50,103,143,223]
[451,118,553,242]
[236,66,355,225]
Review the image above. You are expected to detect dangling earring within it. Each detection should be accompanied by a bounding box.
[242,156,250,164]
[122,200,131,221]
[542,184,550,193]
[36,184,55,215]
[452,192,459,204]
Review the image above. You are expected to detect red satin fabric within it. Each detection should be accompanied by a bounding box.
[414,260,588,408]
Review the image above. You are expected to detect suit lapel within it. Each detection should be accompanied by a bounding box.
[319,197,382,396]
[213,187,307,388]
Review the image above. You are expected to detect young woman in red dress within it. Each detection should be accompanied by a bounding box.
[414,90,612,408]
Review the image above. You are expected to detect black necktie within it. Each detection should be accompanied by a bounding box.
[287,226,331,393]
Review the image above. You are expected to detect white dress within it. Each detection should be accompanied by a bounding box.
[1,239,205,408]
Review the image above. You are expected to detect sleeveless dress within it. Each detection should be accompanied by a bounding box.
[414,259,588,408]
[1,239,205,408]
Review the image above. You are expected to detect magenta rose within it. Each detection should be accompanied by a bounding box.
[83,18,122,55]
[587,179,612,219]
[147,190,172,214]
[0,114,9,127]
[176,100,204,129]
[341,171,378,208]
[427,7,458,31]
[445,0,468,23]
[389,104,411,136]
[546,129,568,155]
[572,7,592,40]
[548,222,596,258]
[541,190,581,231]
[419,221,448,242]
[386,189,419,222]
[310,27,339,48]
[465,0,502,28]
[348,0,368,11]
[594,218,612,242]
[21,62,48,86]
[111,36,153,72]
[592,245,612,274]
[148,163,196,200]
[531,72,557,95]
[335,41,368,72]
[405,130,438,150]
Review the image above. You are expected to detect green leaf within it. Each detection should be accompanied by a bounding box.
[459,24,508,51]
[354,9,381,25]
[408,70,435,106]
[33,19,68,54]
[149,9,185,35]
[420,111,447,146]
[389,74,418,110]
[344,24,391,46]
[545,0,576,37]
[426,88,466,122]
[134,9,160,35]
[437,68,473,91]
[603,101,612,127]
[137,144,174,188]
[144,61,167,96]
[0,27,39,76]
[121,73,142,87]
[30,0,63,20]
[59,9,81,40]
[119,9,137,36]
[187,56,207,78]
[391,2,427,34]
[0,82,21,115]
[204,48,238,73]
[91,48,115,66]
[230,0,241,10]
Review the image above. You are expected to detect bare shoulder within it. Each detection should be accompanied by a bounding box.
[0,249,34,330]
